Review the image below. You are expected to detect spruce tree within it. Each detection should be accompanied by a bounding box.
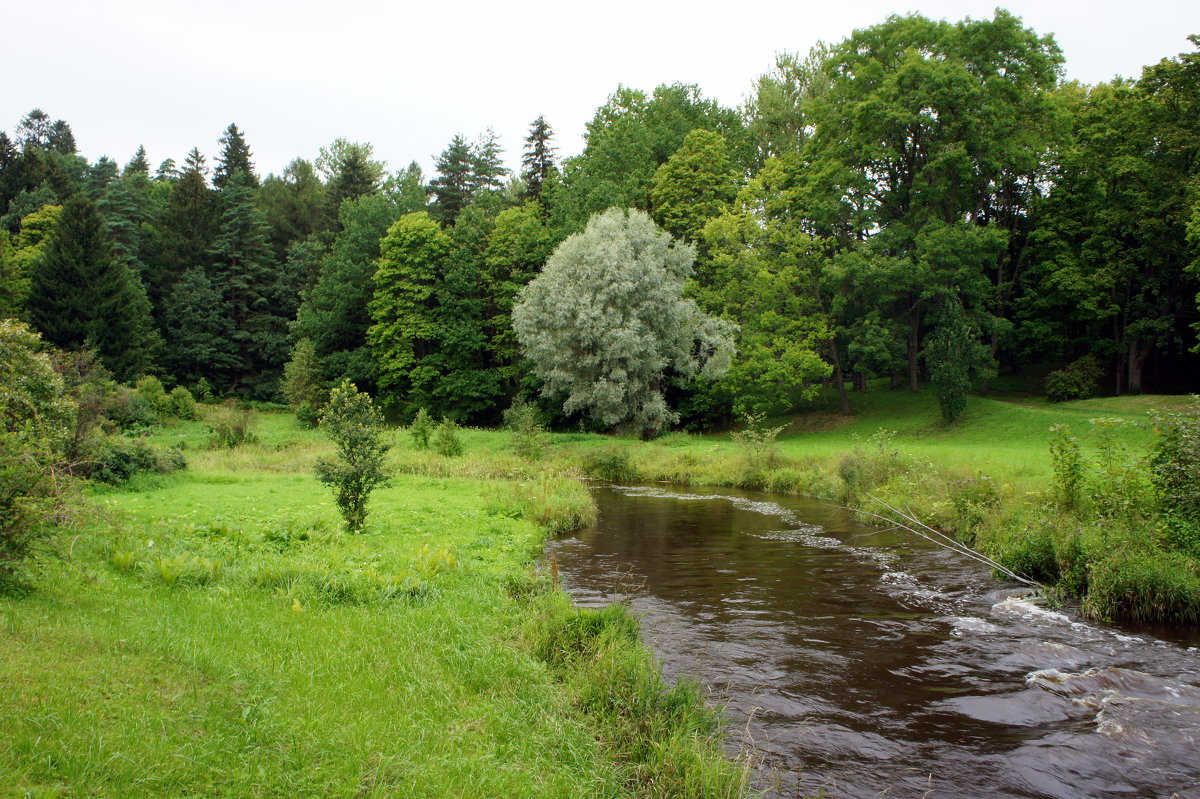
[124,145,150,178]
[162,266,238,386]
[209,170,286,394]
[470,129,507,196]
[521,115,557,203]
[148,147,215,317]
[214,123,257,189]
[430,135,474,225]
[318,139,384,213]
[27,194,160,380]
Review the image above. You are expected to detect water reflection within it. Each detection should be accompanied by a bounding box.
[546,485,1200,799]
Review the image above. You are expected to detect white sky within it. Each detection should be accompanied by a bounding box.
[5,1,1199,180]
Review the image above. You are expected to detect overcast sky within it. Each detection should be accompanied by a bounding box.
[6,1,1198,180]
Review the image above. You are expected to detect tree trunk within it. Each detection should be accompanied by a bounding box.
[907,308,921,392]
[829,345,851,415]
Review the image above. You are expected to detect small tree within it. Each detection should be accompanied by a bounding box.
[282,338,327,426]
[409,407,434,450]
[431,418,463,458]
[503,398,547,460]
[315,380,391,532]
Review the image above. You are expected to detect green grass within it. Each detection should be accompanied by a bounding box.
[1,412,750,798]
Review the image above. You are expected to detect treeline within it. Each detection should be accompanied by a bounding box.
[2,10,1198,428]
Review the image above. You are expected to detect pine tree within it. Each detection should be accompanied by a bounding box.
[214,123,257,189]
[470,129,507,195]
[318,139,384,213]
[124,145,150,178]
[521,116,557,203]
[27,194,160,380]
[430,135,474,225]
[148,147,215,317]
[162,266,238,386]
[208,170,286,394]
[154,158,178,182]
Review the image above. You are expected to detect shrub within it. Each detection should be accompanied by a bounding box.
[104,386,158,431]
[314,381,391,533]
[581,444,639,483]
[431,418,464,458]
[207,400,258,448]
[409,407,434,450]
[1149,398,1200,556]
[1044,355,1103,402]
[0,320,75,589]
[168,386,199,420]
[948,473,1000,542]
[134,375,171,418]
[92,438,187,484]
[1048,424,1084,512]
[503,399,548,460]
[281,339,327,426]
[730,410,785,477]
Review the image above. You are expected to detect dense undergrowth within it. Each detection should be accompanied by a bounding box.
[0,409,751,798]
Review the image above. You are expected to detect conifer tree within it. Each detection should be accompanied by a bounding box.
[124,145,150,178]
[430,135,474,225]
[27,194,159,380]
[521,115,557,203]
[318,139,384,213]
[214,123,256,189]
[209,170,286,394]
[149,147,215,317]
[162,266,238,386]
[470,129,507,196]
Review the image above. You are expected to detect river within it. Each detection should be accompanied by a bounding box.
[544,484,1200,799]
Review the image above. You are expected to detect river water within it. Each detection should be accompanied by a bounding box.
[544,484,1200,799]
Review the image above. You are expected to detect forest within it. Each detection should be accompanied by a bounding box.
[2,10,1198,433]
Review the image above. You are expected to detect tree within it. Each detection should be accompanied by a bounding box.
[162,266,238,387]
[318,138,385,213]
[315,380,390,533]
[521,115,557,204]
[293,193,404,392]
[367,212,451,413]
[259,158,329,256]
[281,338,327,423]
[512,208,735,435]
[429,135,474,225]
[0,319,74,588]
[650,129,739,244]
[924,297,995,422]
[214,123,256,189]
[149,147,215,317]
[27,194,159,380]
[208,170,286,395]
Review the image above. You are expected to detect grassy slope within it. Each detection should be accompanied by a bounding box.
[1,414,747,799]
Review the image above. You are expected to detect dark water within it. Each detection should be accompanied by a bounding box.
[545,485,1200,799]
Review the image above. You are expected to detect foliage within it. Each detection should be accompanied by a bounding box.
[503,398,548,460]
[431,418,464,458]
[650,129,739,244]
[92,437,186,484]
[1149,397,1200,555]
[207,401,258,448]
[168,386,199,420]
[1048,424,1084,511]
[580,445,640,483]
[0,319,74,588]
[314,380,391,532]
[281,338,327,425]
[730,411,785,475]
[513,208,735,435]
[134,375,171,418]
[409,407,434,450]
[1044,356,1103,402]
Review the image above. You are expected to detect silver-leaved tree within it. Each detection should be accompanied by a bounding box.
[512,207,735,437]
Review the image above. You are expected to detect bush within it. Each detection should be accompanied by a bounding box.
[730,410,785,477]
[104,387,158,431]
[581,445,639,483]
[296,401,321,429]
[1044,355,1103,402]
[0,320,75,589]
[207,401,258,448]
[409,407,434,450]
[92,437,187,484]
[1149,398,1200,555]
[134,375,171,418]
[168,386,199,420]
[431,418,463,458]
[503,399,548,460]
[315,381,391,533]
[1048,424,1084,512]
[281,339,327,425]
[948,473,1000,542]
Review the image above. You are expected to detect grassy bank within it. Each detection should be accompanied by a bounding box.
[0,413,750,798]
[531,387,1200,625]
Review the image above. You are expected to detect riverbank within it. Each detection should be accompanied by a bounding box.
[544,388,1200,625]
[0,413,750,798]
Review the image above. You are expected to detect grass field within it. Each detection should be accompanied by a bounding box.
[0,412,749,799]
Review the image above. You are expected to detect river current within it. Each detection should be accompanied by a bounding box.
[544,484,1200,799]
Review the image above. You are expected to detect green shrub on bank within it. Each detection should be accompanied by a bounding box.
[168,386,199,420]
[1044,355,1103,402]
[581,444,640,483]
[207,401,258,448]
